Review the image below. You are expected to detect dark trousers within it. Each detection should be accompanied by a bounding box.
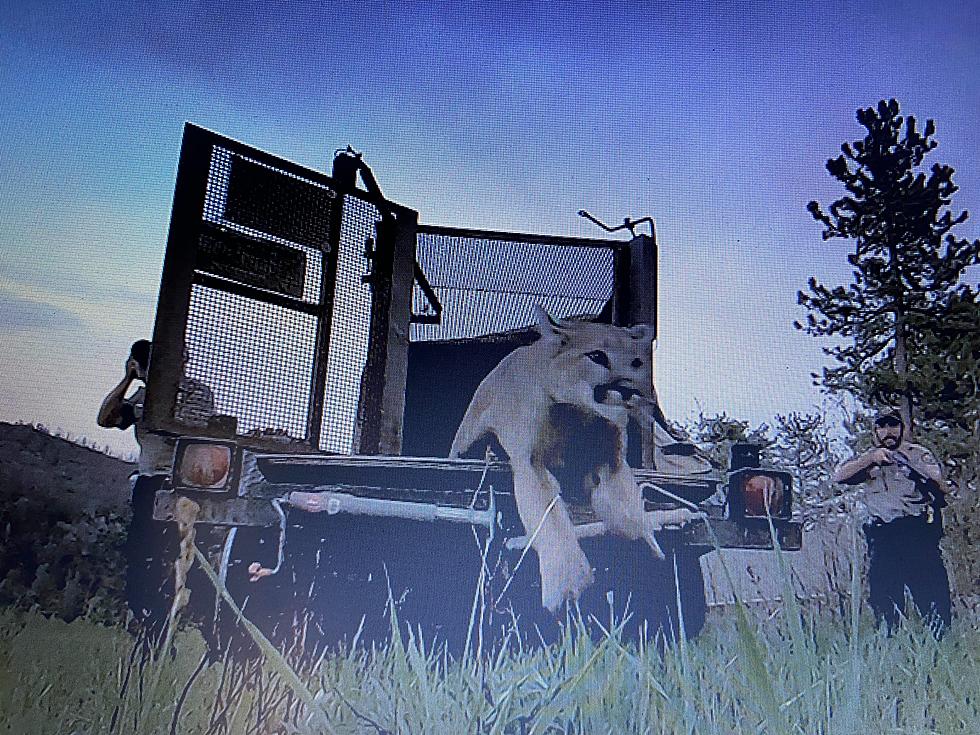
[864,513,951,636]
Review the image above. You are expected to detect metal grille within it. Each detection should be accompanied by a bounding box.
[203,146,328,304]
[411,231,617,341]
[318,195,380,453]
[184,285,317,438]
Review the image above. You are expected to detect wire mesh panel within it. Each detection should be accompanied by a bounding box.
[169,138,350,444]
[410,229,618,342]
[151,125,425,454]
[184,285,317,438]
[318,196,379,453]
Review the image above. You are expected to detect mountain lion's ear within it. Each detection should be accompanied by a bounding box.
[533,305,569,350]
[534,304,565,336]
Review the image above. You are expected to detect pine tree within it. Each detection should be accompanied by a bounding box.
[797,99,980,429]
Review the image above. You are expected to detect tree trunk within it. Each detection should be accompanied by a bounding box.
[889,241,914,429]
[894,310,913,429]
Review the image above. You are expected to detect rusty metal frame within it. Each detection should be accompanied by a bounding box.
[416,223,621,250]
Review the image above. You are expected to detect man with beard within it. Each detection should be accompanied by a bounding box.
[833,409,951,635]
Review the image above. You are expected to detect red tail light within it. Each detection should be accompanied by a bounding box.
[742,474,785,516]
[728,469,792,520]
[176,442,233,490]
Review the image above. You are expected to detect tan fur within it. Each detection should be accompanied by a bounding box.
[450,307,668,612]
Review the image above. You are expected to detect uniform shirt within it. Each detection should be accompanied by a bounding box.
[127,377,215,476]
[860,443,942,524]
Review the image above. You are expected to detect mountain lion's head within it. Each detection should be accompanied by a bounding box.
[534,306,657,419]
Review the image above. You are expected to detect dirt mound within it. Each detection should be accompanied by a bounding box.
[0,422,133,516]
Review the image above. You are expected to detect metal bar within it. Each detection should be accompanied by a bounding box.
[411,259,442,324]
[417,223,623,250]
[192,273,321,315]
[183,123,338,193]
[503,516,803,552]
[504,509,706,551]
[376,208,418,453]
[306,165,348,446]
[639,481,701,511]
[626,232,658,333]
[287,489,495,526]
[354,211,397,454]
[611,243,632,326]
[419,283,612,300]
[145,124,214,431]
[258,454,510,471]
[154,493,278,526]
[260,453,719,485]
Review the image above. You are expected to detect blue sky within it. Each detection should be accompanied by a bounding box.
[1,0,978,456]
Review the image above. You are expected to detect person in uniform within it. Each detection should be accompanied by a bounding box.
[98,340,214,642]
[833,409,951,635]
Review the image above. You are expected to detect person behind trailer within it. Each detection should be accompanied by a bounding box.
[832,409,951,636]
[98,340,214,641]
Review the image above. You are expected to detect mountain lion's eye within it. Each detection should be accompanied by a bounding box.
[586,350,610,368]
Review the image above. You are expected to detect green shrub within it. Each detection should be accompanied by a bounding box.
[0,492,127,624]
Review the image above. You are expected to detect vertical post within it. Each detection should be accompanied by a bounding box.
[145,124,212,432]
[610,244,632,327]
[305,158,351,447]
[354,205,417,455]
[625,232,658,335]
[624,231,659,467]
[378,206,417,454]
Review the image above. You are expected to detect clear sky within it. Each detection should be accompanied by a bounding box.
[1,0,978,457]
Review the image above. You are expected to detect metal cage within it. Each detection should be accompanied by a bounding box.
[146,124,656,459]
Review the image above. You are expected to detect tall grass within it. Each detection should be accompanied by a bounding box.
[1,594,977,734]
[1,512,975,734]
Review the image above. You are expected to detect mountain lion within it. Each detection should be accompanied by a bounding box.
[450,307,699,612]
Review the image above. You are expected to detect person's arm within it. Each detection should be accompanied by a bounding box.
[903,447,946,493]
[97,358,140,428]
[916,449,944,487]
[832,447,893,484]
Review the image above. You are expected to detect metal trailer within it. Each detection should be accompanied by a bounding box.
[143,123,802,652]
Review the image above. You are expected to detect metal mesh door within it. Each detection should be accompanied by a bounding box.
[181,146,332,440]
[151,125,390,454]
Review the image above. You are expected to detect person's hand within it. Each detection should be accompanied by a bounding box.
[126,357,142,382]
[868,447,894,466]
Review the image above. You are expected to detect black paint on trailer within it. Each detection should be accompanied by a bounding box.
[214,512,707,657]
